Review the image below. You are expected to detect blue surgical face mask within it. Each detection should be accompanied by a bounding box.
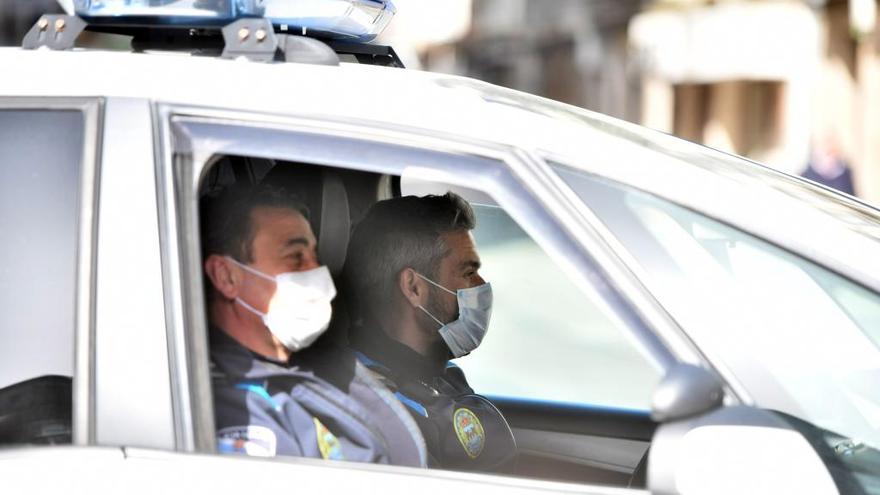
[416,273,493,358]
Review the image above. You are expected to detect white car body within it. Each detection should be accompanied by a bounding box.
[1,40,878,495]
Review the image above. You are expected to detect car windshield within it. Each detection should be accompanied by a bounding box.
[552,164,880,456]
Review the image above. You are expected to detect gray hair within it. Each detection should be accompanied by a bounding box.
[343,192,476,322]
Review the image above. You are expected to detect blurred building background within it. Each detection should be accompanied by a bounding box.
[384,0,880,202]
[1,0,879,200]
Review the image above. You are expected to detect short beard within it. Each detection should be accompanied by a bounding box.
[419,288,457,361]
[423,284,457,326]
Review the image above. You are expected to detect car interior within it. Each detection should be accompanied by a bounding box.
[0,151,656,489]
[197,155,657,488]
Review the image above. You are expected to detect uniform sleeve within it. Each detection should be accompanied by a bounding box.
[212,380,306,457]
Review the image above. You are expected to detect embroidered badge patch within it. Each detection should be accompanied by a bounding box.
[453,407,485,459]
[313,417,345,461]
[217,425,277,457]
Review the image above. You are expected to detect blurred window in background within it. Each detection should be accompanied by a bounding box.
[673,80,784,164]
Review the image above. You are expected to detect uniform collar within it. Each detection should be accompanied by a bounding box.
[209,326,291,379]
[210,325,358,391]
[349,324,448,382]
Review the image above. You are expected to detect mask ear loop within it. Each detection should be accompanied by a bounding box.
[226,256,276,319]
[415,272,456,296]
[415,272,458,329]
[417,305,446,329]
[235,296,267,319]
[226,256,277,284]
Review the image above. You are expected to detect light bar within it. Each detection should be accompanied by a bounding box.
[74,0,396,41]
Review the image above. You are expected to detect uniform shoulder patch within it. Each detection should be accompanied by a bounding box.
[217,425,277,457]
[453,407,485,459]
[313,417,345,461]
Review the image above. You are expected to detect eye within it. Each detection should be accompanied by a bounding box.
[286,251,305,269]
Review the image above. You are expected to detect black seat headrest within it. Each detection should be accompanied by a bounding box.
[317,171,351,277]
[259,164,351,277]
[0,375,72,445]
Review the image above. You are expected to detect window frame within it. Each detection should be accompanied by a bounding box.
[153,104,681,455]
[92,97,176,450]
[0,97,103,446]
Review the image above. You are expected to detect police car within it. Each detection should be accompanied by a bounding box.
[1,1,879,494]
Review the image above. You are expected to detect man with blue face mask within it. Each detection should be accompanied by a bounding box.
[201,183,426,466]
[343,192,516,471]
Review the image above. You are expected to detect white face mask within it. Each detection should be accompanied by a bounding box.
[227,257,337,352]
[416,273,493,358]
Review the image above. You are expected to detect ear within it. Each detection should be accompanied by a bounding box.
[398,267,427,309]
[204,255,240,300]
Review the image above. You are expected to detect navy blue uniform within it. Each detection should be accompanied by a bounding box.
[350,327,516,471]
[210,328,427,467]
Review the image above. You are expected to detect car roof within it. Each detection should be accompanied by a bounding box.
[4,46,880,292]
[0,46,756,167]
[0,47,546,146]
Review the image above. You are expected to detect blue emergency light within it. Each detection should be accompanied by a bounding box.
[73,0,396,42]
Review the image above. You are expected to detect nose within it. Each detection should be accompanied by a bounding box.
[474,273,486,287]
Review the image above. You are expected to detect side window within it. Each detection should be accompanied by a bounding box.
[174,120,665,487]
[196,156,662,415]
[0,109,86,446]
[402,177,663,410]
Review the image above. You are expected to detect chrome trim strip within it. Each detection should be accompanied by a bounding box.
[76,98,103,446]
[122,447,647,494]
[153,104,213,452]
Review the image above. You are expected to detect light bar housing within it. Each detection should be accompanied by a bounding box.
[74,0,396,42]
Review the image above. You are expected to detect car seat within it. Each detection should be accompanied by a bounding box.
[0,375,72,445]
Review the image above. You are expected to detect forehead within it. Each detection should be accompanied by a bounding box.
[249,206,314,243]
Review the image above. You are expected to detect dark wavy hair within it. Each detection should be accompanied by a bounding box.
[343,192,475,322]
[200,183,309,263]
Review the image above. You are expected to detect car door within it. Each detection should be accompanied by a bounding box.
[152,103,680,492]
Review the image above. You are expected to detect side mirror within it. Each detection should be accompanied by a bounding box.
[651,363,724,422]
[648,370,839,495]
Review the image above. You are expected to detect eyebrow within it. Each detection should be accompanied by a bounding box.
[460,260,481,271]
[281,237,312,250]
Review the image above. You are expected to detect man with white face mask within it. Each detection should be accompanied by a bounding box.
[201,183,426,466]
[344,193,516,471]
